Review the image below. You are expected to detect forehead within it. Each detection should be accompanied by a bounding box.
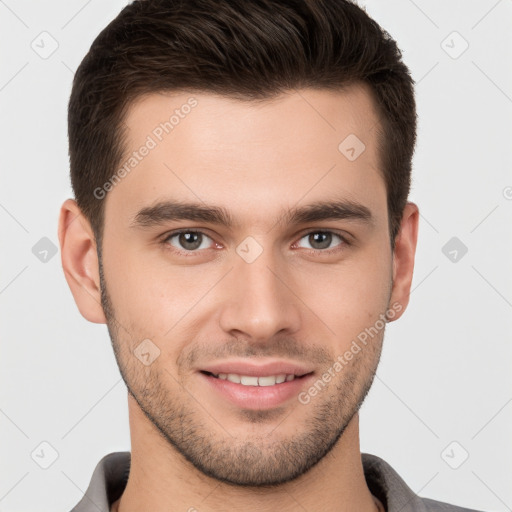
[124,84,381,154]
[107,85,386,229]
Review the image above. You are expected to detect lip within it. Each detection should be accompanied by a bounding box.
[197,359,315,410]
[199,359,314,377]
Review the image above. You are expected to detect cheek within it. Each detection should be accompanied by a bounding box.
[293,251,391,343]
[102,243,222,337]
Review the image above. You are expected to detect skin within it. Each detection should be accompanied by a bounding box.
[59,84,418,512]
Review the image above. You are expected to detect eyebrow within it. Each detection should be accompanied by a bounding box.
[131,198,374,230]
[132,201,234,228]
[279,199,373,228]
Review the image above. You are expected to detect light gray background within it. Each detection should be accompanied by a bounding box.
[1,1,511,511]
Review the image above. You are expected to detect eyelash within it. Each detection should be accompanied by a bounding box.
[161,229,351,257]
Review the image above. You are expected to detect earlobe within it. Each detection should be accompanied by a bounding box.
[388,202,419,322]
[58,199,107,324]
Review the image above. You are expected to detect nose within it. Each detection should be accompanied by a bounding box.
[218,243,302,343]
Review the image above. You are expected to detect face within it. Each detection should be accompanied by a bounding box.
[94,85,402,486]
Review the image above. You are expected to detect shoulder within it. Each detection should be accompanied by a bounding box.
[421,497,486,511]
[361,453,487,512]
[70,452,130,512]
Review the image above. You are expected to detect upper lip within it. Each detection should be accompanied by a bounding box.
[199,359,314,377]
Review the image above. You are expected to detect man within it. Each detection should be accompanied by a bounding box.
[58,0,484,511]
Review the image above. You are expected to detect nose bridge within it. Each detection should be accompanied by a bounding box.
[237,247,281,301]
[218,238,301,339]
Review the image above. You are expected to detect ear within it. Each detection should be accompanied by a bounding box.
[58,199,107,324]
[388,202,419,322]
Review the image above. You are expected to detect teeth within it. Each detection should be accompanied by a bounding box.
[240,375,258,386]
[214,373,297,386]
[258,375,278,386]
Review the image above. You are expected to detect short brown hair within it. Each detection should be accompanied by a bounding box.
[68,0,416,247]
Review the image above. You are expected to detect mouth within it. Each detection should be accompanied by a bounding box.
[200,370,313,387]
[198,369,316,410]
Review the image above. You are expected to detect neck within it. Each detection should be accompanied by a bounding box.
[113,396,379,512]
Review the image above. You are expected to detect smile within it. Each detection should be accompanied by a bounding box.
[203,371,301,386]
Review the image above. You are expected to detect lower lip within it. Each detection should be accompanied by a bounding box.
[198,372,315,410]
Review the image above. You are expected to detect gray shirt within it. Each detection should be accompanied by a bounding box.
[70,452,485,512]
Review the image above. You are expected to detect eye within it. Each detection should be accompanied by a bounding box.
[164,230,215,252]
[295,231,347,252]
